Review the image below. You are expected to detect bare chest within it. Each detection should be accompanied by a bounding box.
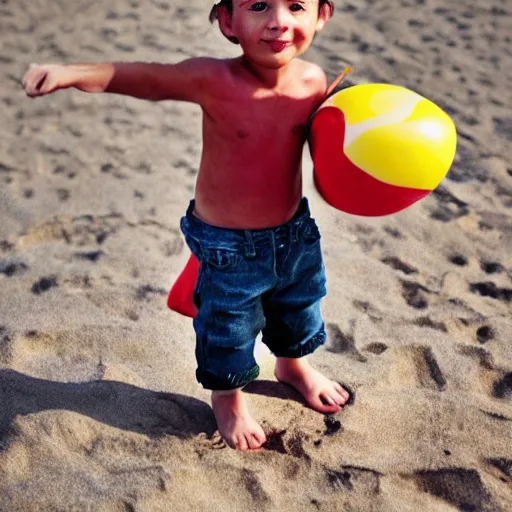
[207,89,315,143]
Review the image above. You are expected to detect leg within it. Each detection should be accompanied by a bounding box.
[263,212,350,413]
[191,245,271,450]
[180,204,276,450]
[211,389,267,451]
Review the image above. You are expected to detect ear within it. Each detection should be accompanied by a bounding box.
[217,4,240,44]
[315,3,332,32]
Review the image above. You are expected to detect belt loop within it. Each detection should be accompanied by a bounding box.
[244,230,256,258]
[291,222,299,243]
[186,199,196,218]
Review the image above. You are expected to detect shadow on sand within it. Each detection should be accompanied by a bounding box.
[0,368,217,451]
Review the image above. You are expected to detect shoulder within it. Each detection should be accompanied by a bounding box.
[191,57,236,79]
[297,60,327,91]
[164,57,233,104]
[175,57,230,84]
[198,57,242,97]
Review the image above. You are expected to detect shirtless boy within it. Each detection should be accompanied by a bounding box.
[23,0,350,451]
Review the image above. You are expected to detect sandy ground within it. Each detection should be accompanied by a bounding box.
[1,0,511,510]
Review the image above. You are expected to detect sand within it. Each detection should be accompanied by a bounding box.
[1,0,511,510]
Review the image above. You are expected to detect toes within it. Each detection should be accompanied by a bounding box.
[333,383,351,404]
[255,429,267,447]
[316,394,341,414]
[248,432,265,450]
[235,434,249,451]
[237,432,266,451]
[334,382,345,395]
[320,393,335,406]
[323,392,343,408]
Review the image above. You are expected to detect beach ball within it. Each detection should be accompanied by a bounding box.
[308,84,457,216]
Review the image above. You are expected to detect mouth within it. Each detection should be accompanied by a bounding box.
[264,40,290,53]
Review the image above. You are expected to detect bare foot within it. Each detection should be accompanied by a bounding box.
[211,389,267,451]
[275,357,350,414]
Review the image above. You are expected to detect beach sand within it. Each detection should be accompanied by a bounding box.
[1,0,511,510]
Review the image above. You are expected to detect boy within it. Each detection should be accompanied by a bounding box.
[23,0,350,451]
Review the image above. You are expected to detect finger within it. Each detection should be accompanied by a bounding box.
[24,71,38,95]
[22,64,38,88]
[35,71,48,92]
[22,71,34,90]
[27,70,48,96]
[29,69,46,91]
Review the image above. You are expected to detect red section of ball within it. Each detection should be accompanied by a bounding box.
[167,253,199,317]
[309,106,431,216]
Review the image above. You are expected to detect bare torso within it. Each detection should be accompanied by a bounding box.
[193,57,326,229]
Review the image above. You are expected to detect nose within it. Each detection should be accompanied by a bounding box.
[267,5,292,32]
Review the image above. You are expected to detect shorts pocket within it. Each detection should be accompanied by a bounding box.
[183,231,240,271]
[202,248,239,271]
[301,218,321,245]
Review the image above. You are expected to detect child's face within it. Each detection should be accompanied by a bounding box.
[219,1,329,68]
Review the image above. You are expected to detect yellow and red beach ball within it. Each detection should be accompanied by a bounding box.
[309,83,457,216]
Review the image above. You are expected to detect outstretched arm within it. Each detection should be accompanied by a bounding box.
[22,58,213,103]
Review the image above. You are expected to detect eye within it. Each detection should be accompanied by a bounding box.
[249,2,268,11]
[289,2,305,11]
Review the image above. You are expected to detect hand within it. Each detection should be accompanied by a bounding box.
[22,63,67,97]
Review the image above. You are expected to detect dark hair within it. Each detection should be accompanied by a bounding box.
[209,1,335,44]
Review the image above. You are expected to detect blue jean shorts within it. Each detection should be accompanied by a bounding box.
[180,197,327,390]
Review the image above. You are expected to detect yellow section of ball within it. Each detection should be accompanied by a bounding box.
[330,84,421,125]
[326,84,457,190]
[345,96,457,189]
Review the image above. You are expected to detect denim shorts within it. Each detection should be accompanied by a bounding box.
[180,197,327,390]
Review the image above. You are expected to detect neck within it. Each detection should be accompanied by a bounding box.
[240,55,293,89]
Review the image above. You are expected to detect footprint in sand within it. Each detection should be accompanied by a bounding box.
[326,322,367,363]
[373,345,447,392]
[262,429,310,462]
[449,253,468,266]
[488,458,512,480]
[476,325,495,344]
[0,259,29,277]
[448,145,488,184]
[480,260,505,275]
[413,316,448,333]
[401,280,431,310]
[457,345,496,371]
[31,276,58,295]
[469,282,512,302]
[493,372,512,400]
[430,185,470,222]
[413,468,496,512]
[325,465,381,496]
[455,343,512,400]
[380,256,418,276]
[363,342,388,355]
